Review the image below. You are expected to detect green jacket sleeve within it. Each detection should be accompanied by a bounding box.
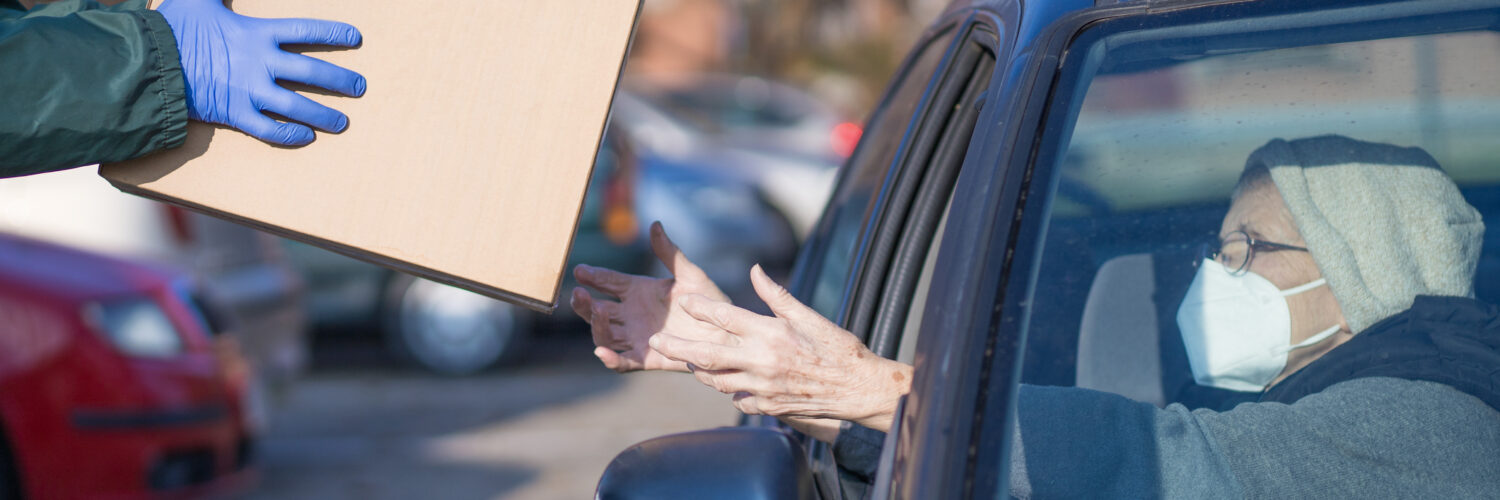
[0,0,187,178]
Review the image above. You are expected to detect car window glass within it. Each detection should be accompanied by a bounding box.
[801,30,957,321]
[1016,19,1500,413]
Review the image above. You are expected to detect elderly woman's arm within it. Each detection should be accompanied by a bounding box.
[651,264,913,431]
[571,225,859,442]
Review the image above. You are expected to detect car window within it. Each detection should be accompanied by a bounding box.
[897,193,952,365]
[799,28,957,321]
[1015,8,1500,411]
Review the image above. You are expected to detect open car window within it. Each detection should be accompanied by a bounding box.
[1018,9,1500,406]
[798,27,957,323]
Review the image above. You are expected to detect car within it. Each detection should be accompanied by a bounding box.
[0,233,257,499]
[612,88,840,240]
[631,135,801,306]
[623,74,862,163]
[0,168,309,396]
[595,0,1500,497]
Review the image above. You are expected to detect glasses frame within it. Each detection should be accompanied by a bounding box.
[1202,229,1309,276]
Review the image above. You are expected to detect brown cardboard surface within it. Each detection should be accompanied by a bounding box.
[101,0,642,312]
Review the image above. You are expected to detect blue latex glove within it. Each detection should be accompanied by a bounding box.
[158,0,366,146]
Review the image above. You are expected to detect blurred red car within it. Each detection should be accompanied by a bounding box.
[0,233,255,500]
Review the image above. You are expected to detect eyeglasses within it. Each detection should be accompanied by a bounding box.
[1199,230,1309,276]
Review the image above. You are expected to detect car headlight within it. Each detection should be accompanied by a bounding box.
[84,298,185,358]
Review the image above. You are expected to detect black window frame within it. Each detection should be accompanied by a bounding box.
[855,30,998,360]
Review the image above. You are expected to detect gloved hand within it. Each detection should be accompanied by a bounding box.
[158,0,366,146]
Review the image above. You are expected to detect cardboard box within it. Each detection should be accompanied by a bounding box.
[101,0,643,312]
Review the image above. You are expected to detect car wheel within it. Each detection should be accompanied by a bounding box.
[383,274,528,375]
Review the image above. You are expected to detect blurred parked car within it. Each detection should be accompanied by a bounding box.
[633,144,799,305]
[0,168,308,394]
[597,0,1500,498]
[612,88,842,239]
[624,74,862,162]
[0,233,257,499]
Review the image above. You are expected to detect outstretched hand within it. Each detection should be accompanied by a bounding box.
[158,0,367,145]
[653,265,912,432]
[571,222,733,373]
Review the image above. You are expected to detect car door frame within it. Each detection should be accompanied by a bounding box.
[887,0,1500,498]
[766,7,1010,499]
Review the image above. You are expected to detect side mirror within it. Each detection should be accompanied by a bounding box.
[596,427,815,500]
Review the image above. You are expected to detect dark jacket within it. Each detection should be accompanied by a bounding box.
[837,296,1500,497]
[1264,295,1500,412]
[0,0,186,178]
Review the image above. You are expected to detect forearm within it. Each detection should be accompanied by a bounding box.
[0,0,187,177]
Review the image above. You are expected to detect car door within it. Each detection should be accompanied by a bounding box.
[766,10,1005,500]
[879,0,1500,497]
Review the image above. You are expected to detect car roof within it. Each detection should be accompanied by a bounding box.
[0,232,179,303]
[933,0,1145,47]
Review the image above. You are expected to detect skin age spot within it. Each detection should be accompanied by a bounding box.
[892,370,905,382]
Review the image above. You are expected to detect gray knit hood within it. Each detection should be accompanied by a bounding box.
[1246,135,1484,333]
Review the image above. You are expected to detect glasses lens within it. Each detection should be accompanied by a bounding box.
[1219,232,1251,273]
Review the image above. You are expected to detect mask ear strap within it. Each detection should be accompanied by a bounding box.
[1277,324,1341,354]
[1280,277,1327,297]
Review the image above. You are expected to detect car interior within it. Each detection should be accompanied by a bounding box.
[1014,24,1500,411]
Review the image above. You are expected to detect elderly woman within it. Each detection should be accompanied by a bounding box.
[572,135,1500,496]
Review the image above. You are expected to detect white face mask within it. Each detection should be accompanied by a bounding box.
[1175,259,1340,392]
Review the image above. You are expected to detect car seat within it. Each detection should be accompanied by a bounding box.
[1075,253,1167,407]
[1075,251,1261,410]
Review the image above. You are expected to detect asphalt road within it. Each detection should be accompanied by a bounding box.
[238,329,737,500]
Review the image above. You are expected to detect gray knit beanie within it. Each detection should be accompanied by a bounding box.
[1245,135,1484,333]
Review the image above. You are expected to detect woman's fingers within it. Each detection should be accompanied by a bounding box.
[750,264,819,323]
[590,304,630,351]
[569,287,594,324]
[593,346,636,373]
[691,368,762,395]
[650,222,712,284]
[649,333,737,371]
[575,264,634,297]
[732,392,769,415]
[677,293,777,339]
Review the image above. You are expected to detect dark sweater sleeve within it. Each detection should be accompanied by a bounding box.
[831,422,886,483]
[1009,378,1500,498]
[0,0,187,178]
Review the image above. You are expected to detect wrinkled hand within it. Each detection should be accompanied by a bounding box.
[571,222,732,373]
[158,0,366,145]
[654,265,912,432]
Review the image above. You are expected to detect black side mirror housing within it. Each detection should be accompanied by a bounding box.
[596,427,815,500]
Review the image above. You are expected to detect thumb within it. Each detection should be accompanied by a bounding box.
[750,264,815,322]
[651,221,710,283]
